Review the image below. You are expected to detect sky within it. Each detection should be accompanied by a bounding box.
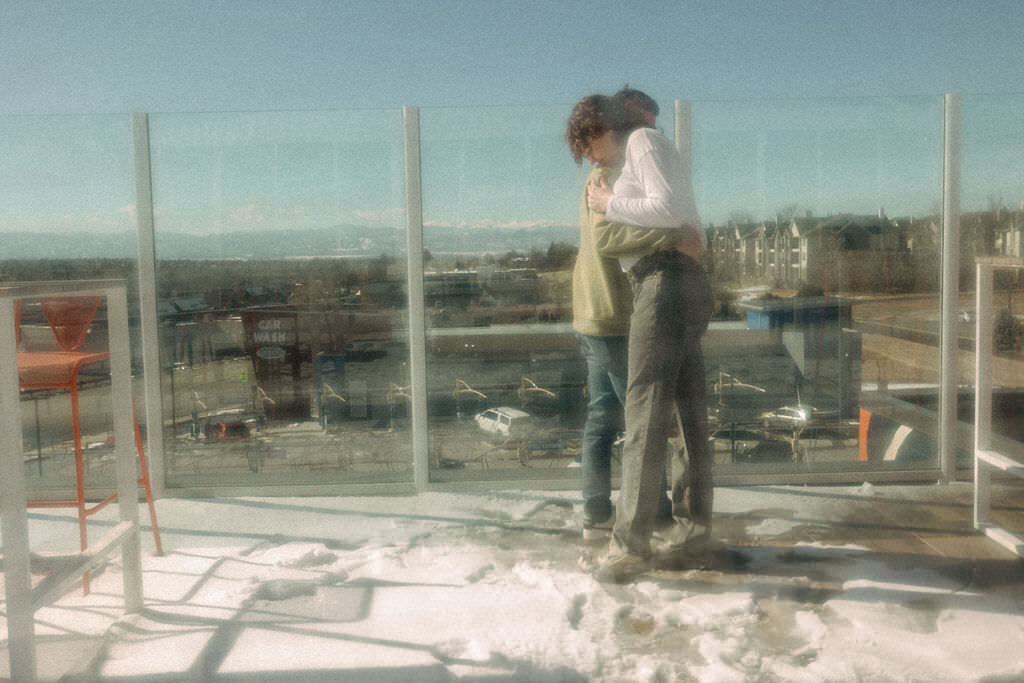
[2,1,1024,237]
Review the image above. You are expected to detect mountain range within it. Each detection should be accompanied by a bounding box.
[1,223,578,260]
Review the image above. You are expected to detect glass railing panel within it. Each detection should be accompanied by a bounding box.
[148,110,409,487]
[0,96,975,495]
[420,105,590,483]
[0,115,136,493]
[962,93,1024,462]
[692,96,945,475]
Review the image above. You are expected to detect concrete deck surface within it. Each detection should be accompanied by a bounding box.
[2,481,1022,682]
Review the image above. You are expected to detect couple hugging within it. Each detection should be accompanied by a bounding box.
[567,87,713,583]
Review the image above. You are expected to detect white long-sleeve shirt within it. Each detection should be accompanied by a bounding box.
[605,127,702,270]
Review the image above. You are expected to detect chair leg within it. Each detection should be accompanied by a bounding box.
[73,395,165,594]
[71,384,91,594]
[36,385,163,594]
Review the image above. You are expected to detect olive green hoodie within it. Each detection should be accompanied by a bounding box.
[572,166,680,336]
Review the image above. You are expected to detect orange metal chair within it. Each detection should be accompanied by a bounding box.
[17,296,162,591]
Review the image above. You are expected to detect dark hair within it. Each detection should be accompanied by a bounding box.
[565,94,640,164]
[615,85,659,118]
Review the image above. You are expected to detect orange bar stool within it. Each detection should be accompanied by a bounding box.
[17,296,162,592]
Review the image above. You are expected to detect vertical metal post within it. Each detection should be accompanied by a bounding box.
[403,106,429,490]
[107,286,144,612]
[974,263,993,525]
[674,100,693,177]
[940,93,962,483]
[673,99,696,485]
[131,113,166,497]
[0,296,37,682]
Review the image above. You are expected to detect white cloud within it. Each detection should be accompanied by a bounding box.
[350,208,404,224]
[423,218,560,229]
[482,219,558,229]
[228,203,270,226]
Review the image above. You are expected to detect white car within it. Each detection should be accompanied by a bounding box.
[475,407,532,439]
[758,405,813,431]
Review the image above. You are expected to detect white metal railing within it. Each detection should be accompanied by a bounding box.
[974,259,1024,557]
[131,113,166,499]
[940,93,962,484]
[0,281,143,682]
[403,106,429,491]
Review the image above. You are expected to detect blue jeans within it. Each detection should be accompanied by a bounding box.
[579,334,672,521]
[578,334,628,520]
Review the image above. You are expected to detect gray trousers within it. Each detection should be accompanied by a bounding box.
[612,251,713,557]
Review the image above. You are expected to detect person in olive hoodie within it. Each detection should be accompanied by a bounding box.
[567,94,675,540]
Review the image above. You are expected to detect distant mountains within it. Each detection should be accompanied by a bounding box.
[1,223,578,260]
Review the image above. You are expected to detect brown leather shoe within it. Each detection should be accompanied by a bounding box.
[595,551,652,583]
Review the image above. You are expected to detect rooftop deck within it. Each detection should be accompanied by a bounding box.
[5,481,1022,681]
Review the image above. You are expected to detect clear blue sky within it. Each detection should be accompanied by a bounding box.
[5,0,1023,112]
[2,0,1023,235]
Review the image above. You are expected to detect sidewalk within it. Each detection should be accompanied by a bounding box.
[4,482,1023,682]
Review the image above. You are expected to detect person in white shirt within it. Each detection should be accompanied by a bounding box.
[565,94,675,544]
[582,89,714,582]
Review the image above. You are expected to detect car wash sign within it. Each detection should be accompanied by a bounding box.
[244,312,297,361]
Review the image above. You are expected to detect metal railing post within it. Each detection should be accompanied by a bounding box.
[940,93,962,483]
[131,112,166,497]
[673,98,695,485]
[974,262,993,524]
[674,99,692,176]
[403,106,429,491]
[0,297,37,682]
[107,285,144,612]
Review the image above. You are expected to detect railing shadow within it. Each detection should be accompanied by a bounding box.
[650,541,1024,617]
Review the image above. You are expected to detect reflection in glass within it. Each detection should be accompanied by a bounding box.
[420,106,590,481]
[8,94,1008,492]
[149,110,410,487]
[0,115,136,492]
[419,98,950,483]
[962,95,1024,459]
[695,97,945,473]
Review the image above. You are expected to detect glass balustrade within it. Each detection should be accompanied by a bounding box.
[420,105,589,483]
[2,94,1018,494]
[0,115,135,492]
[961,94,1024,462]
[692,96,945,477]
[147,109,410,487]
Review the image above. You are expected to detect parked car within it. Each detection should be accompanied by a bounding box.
[474,406,533,439]
[758,405,814,431]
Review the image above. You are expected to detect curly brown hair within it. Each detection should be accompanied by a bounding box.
[565,94,640,164]
[615,85,659,118]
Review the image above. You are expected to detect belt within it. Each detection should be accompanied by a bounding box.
[628,250,698,280]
